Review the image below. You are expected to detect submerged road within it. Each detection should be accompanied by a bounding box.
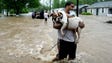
[0,15,112,63]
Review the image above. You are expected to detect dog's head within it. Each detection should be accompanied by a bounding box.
[51,12,63,22]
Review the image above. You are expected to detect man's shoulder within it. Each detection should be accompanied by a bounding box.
[69,11,76,16]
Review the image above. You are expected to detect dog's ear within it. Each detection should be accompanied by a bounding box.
[58,12,63,16]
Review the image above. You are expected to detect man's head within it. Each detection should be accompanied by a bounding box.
[65,1,75,11]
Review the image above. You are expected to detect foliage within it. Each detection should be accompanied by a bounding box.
[28,0,40,8]
[52,0,60,9]
[0,0,112,15]
[21,8,29,13]
[34,5,50,12]
[0,0,2,13]
[81,12,92,15]
[67,0,77,4]
[9,9,15,14]
[67,0,111,5]
[0,0,40,15]
[60,0,66,8]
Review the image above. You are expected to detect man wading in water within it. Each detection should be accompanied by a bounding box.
[52,1,85,62]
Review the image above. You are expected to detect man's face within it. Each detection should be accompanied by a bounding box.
[68,4,75,10]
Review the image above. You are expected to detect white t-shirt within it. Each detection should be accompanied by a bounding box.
[44,13,48,18]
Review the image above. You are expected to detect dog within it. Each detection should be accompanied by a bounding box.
[51,11,83,42]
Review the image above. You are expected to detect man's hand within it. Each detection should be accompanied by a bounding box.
[53,22,62,29]
[79,22,85,29]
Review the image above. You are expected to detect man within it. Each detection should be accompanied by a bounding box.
[52,1,85,61]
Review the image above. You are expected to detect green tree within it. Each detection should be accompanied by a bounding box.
[28,0,40,8]
[1,0,40,16]
[67,0,77,4]
[52,0,60,9]
[67,0,97,5]
[0,0,2,13]
[60,0,66,8]
[36,5,50,11]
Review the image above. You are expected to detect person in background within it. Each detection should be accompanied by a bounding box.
[44,10,48,21]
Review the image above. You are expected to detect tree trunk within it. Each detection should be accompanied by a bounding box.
[6,9,9,16]
[16,8,19,15]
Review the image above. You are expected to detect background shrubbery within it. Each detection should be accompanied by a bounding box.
[81,12,92,15]
[21,8,29,13]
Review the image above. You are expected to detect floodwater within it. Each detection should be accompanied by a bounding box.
[0,15,112,63]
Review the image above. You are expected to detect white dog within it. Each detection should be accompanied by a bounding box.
[51,11,84,42]
[68,17,83,42]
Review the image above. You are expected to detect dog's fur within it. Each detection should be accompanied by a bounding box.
[51,12,83,42]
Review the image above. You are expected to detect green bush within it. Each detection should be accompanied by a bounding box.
[0,9,1,13]
[21,8,29,13]
[36,5,50,12]
[10,9,15,14]
[81,12,92,15]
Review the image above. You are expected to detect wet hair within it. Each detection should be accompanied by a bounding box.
[65,1,74,7]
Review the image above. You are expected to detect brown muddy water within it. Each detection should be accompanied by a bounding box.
[0,15,112,63]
